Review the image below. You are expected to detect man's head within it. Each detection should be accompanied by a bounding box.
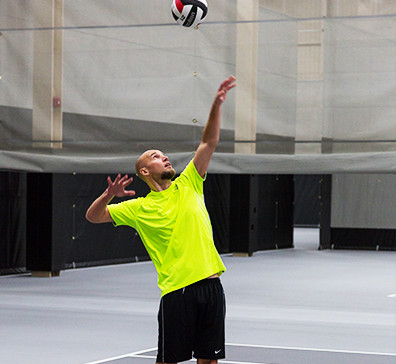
[135,149,176,183]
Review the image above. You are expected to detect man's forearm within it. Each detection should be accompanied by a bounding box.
[86,189,114,223]
[202,100,222,147]
[193,76,235,178]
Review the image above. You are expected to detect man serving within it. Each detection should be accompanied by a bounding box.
[86,76,236,364]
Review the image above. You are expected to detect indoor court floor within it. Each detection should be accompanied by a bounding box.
[1,228,395,364]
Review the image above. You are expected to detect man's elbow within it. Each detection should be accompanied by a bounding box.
[85,210,101,224]
[85,210,95,223]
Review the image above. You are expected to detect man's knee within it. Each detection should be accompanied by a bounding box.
[197,359,218,364]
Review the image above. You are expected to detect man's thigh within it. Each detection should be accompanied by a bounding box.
[193,278,226,360]
[157,288,195,363]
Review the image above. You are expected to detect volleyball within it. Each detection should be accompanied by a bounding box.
[171,0,208,28]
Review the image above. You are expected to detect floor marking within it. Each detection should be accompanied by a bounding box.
[130,347,157,355]
[129,354,156,359]
[387,293,396,298]
[129,353,266,364]
[219,361,267,364]
[83,347,157,364]
[83,354,133,364]
[226,343,396,357]
[0,273,31,279]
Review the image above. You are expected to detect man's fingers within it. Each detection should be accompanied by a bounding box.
[224,77,236,91]
[217,80,235,102]
[123,177,133,186]
[227,82,236,91]
[220,75,235,88]
[119,174,130,182]
[107,174,135,198]
[225,75,236,85]
[219,76,236,95]
[120,175,133,188]
[115,174,131,185]
[114,174,121,184]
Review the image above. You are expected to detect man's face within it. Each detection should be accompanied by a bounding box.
[139,150,176,180]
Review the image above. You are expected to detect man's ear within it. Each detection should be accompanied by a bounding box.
[140,167,149,176]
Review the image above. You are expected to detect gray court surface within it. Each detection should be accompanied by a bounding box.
[83,344,396,364]
[1,229,395,364]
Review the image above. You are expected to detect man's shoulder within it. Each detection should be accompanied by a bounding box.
[110,196,144,210]
[179,159,203,179]
[174,159,205,193]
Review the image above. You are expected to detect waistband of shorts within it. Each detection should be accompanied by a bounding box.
[187,277,220,288]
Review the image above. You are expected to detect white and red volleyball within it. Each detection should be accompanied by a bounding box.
[171,0,208,28]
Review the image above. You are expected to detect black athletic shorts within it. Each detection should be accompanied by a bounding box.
[156,277,226,363]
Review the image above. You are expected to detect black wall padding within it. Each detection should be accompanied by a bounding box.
[229,175,294,254]
[319,175,332,250]
[25,172,152,272]
[26,173,57,272]
[204,174,231,254]
[294,175,322,227]
[257,175,294,250]
[0,172,27,274]
[229,175,258,255]
[54,173,152,269]
[331,228,396,251]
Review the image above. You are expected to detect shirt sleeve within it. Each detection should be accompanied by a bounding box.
[176,159,206,194]
[107,198,141,227]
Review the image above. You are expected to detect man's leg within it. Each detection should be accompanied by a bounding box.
[193,279,226,362]
[157,289,195,364]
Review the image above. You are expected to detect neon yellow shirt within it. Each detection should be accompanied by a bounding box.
[107,159,226,296]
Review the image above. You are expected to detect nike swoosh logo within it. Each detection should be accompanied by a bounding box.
[215,349,222,354]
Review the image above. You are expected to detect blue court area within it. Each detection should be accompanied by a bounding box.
[1,229,395,364]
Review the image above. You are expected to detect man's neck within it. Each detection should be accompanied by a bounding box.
[148,178,172,192]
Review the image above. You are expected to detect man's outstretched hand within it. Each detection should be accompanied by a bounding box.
[215,76,236,105]
[107,174,135,198]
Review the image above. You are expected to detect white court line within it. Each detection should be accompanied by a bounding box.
[226,343,396,357]
[89,352,265,364]
[388,293,396,298]
[83,347,157,364]
[129,353,265,364]
[219,361,265,364]
[219,361,266,364]
[129,354,156,359]
[0,273,31,279]
[129,347,158,355]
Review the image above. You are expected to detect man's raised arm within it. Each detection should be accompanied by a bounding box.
[193,76,236,178]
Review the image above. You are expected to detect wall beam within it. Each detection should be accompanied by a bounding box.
[234,0,259,154]
[32,0,63,148]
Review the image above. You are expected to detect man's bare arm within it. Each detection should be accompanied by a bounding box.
[86,174,135,223]
[194,76,236,178]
